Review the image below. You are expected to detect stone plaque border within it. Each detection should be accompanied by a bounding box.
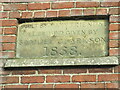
[4,56,119,67]
[1,1,119,67]
[4,16,120,67]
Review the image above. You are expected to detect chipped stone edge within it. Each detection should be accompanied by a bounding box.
[0,59,7,68]
[3,56,119,67]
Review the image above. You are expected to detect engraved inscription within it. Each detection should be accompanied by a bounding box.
[16,20,108,59]
[43,46,79,57]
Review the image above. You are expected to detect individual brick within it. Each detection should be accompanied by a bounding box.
[0,12,8,18]
[38,69,62,74]
[0,68,11,75]
[58,10,70,17]
[3,4,27,11]
[3,28,17,34]
[81,83,105,88]
[76,2,100,8]
[109,8,120,15]
[106,83,119,88]
[2,51,15,58]
[9,12,21,18]
[30,84,53,88]
[114,65,120,73]
[109,32,120,39]
[0,20,17,27]
[63,68,87,74]
[101,2,119,7]
[2,43,15,51]
[83,9,95,15]
[28,3,50,10]
[46,11,57,17]
[71,9,82,16]
[1,76,19,84]
[96,8,107,15]
[2,36,16,42]
[72,75,96,82]
[12,70,36,75]
[21,12,33,18]
[98,74,119,81]
[109,40,120,48]
[0,28,2,34]
[88,67,113,73]
[52,2,74,9]
[46,75,70,83]
[34,11,45,18]
[110,16,120,23]
[4,85,28,89]
[55,84,79,88]
[109,24,120,31]
[109,48,120,56]
[21,76,44,83]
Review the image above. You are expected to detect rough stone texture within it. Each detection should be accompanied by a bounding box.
[16,20,108,59]
[0,59,6,67]
[5,56,118,67]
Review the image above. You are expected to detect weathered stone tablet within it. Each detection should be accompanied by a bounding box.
[16,20,108,59]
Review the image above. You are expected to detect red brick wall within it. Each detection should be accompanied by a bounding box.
[0,66,120,89]
[0,1,120,89]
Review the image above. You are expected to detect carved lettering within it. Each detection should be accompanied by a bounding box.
[17,20,108,58]
[59,46,68,56]
[43,46,80,57]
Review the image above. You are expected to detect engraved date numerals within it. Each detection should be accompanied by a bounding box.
[43,46,80,57]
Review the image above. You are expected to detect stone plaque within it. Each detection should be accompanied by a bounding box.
[16,20,108,59]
